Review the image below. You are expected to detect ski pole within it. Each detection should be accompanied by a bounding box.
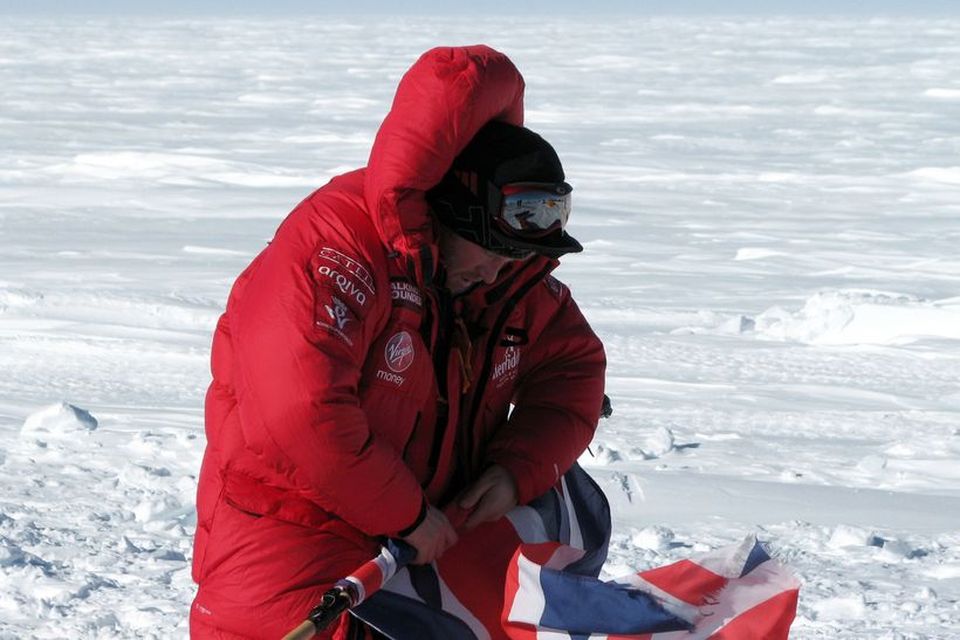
[282,539,416,640]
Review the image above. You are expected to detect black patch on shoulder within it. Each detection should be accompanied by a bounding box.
[500,326,529,347]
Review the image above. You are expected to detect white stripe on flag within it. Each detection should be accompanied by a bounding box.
[692,535,757,578]
[543,544,586,571]
[683,559,800,638]
[616,573,700,625]
[559,475,583,550]
[374,564,491,640]
[344,576,366,604]
[507,551,547,626]
[377,547,398,582]
[507,505,551,544]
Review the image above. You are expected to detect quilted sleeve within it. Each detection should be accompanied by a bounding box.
[485,285,606,505]
[228,199,426,536]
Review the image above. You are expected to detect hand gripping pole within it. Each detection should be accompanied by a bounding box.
[282,540,416,639]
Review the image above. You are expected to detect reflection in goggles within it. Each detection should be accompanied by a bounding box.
[499,182,572,238]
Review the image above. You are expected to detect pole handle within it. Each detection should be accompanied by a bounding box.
[281,620,317,640]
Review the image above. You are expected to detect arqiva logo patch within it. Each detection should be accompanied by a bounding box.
[384,331,415,373]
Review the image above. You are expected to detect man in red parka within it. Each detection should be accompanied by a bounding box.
[190,45,605,639]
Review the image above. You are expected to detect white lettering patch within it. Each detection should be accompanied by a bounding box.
[317,264,368,307]
[390,279,423,310]
[492,345,520,388]
[376,369,406,386]
[318,247,375,294]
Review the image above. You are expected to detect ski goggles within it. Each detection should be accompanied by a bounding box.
[494,181,573,241]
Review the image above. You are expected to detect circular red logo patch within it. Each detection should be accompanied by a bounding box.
[384,331,415,373]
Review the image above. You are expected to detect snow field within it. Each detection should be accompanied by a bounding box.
[1,15,959,639]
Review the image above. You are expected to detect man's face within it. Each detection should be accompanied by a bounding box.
[438,227,528,295]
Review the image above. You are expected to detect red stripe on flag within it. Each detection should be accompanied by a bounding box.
[350,554,386,599]
[639,559,728,607]
[440,516,524,639]
[517,542,566,566]
[706,589,799,640]
[502,543,572,637]
[502,546,541,640]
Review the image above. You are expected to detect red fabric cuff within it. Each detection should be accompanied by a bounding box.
[396,497,428,538]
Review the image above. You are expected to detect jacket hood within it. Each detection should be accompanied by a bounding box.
[364,46,525,287]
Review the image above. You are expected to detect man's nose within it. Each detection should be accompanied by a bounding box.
[478,258,505,284]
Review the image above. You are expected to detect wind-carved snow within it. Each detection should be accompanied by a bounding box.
[754,290,960,345]
[673,289,960,346]
[21,402,98,437]
[1,14,960,640]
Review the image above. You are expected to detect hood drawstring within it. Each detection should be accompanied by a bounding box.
[453,317,474,394]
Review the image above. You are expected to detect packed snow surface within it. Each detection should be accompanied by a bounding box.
[1,15,959,639]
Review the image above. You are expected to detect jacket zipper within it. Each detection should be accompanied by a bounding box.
[419,286,452,492]
[463,263,553,478]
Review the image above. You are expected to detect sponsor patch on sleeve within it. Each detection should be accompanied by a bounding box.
[315,246,376,306]
[372,330,416,387]
[310,247,376,345]
[314,293,359,345]
[491,344,521,389]
[389,278,423,311]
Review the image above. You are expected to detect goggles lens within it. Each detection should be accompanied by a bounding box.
[498,182,572,239]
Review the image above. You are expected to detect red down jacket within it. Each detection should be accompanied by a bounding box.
[190,46,606,639]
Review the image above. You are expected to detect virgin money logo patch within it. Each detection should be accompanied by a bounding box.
[384,331,415,373]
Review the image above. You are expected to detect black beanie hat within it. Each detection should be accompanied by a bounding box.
[426,121,582,258]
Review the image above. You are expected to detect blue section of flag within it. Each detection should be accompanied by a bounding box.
[537,568,691,635]
[741,539,772,577]
[353,594,478,639]
[356,463,612,640]
[354,464,799,639]
[525,463,611,577]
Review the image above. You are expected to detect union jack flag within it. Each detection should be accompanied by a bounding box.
[352,464,799,639]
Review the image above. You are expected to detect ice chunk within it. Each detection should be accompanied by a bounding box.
[21,402,98,437]
[631,525,675,552]
[828,524,880,549]
[812,594,866,621]
[753,289,960,345]
[642,426,675,458]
